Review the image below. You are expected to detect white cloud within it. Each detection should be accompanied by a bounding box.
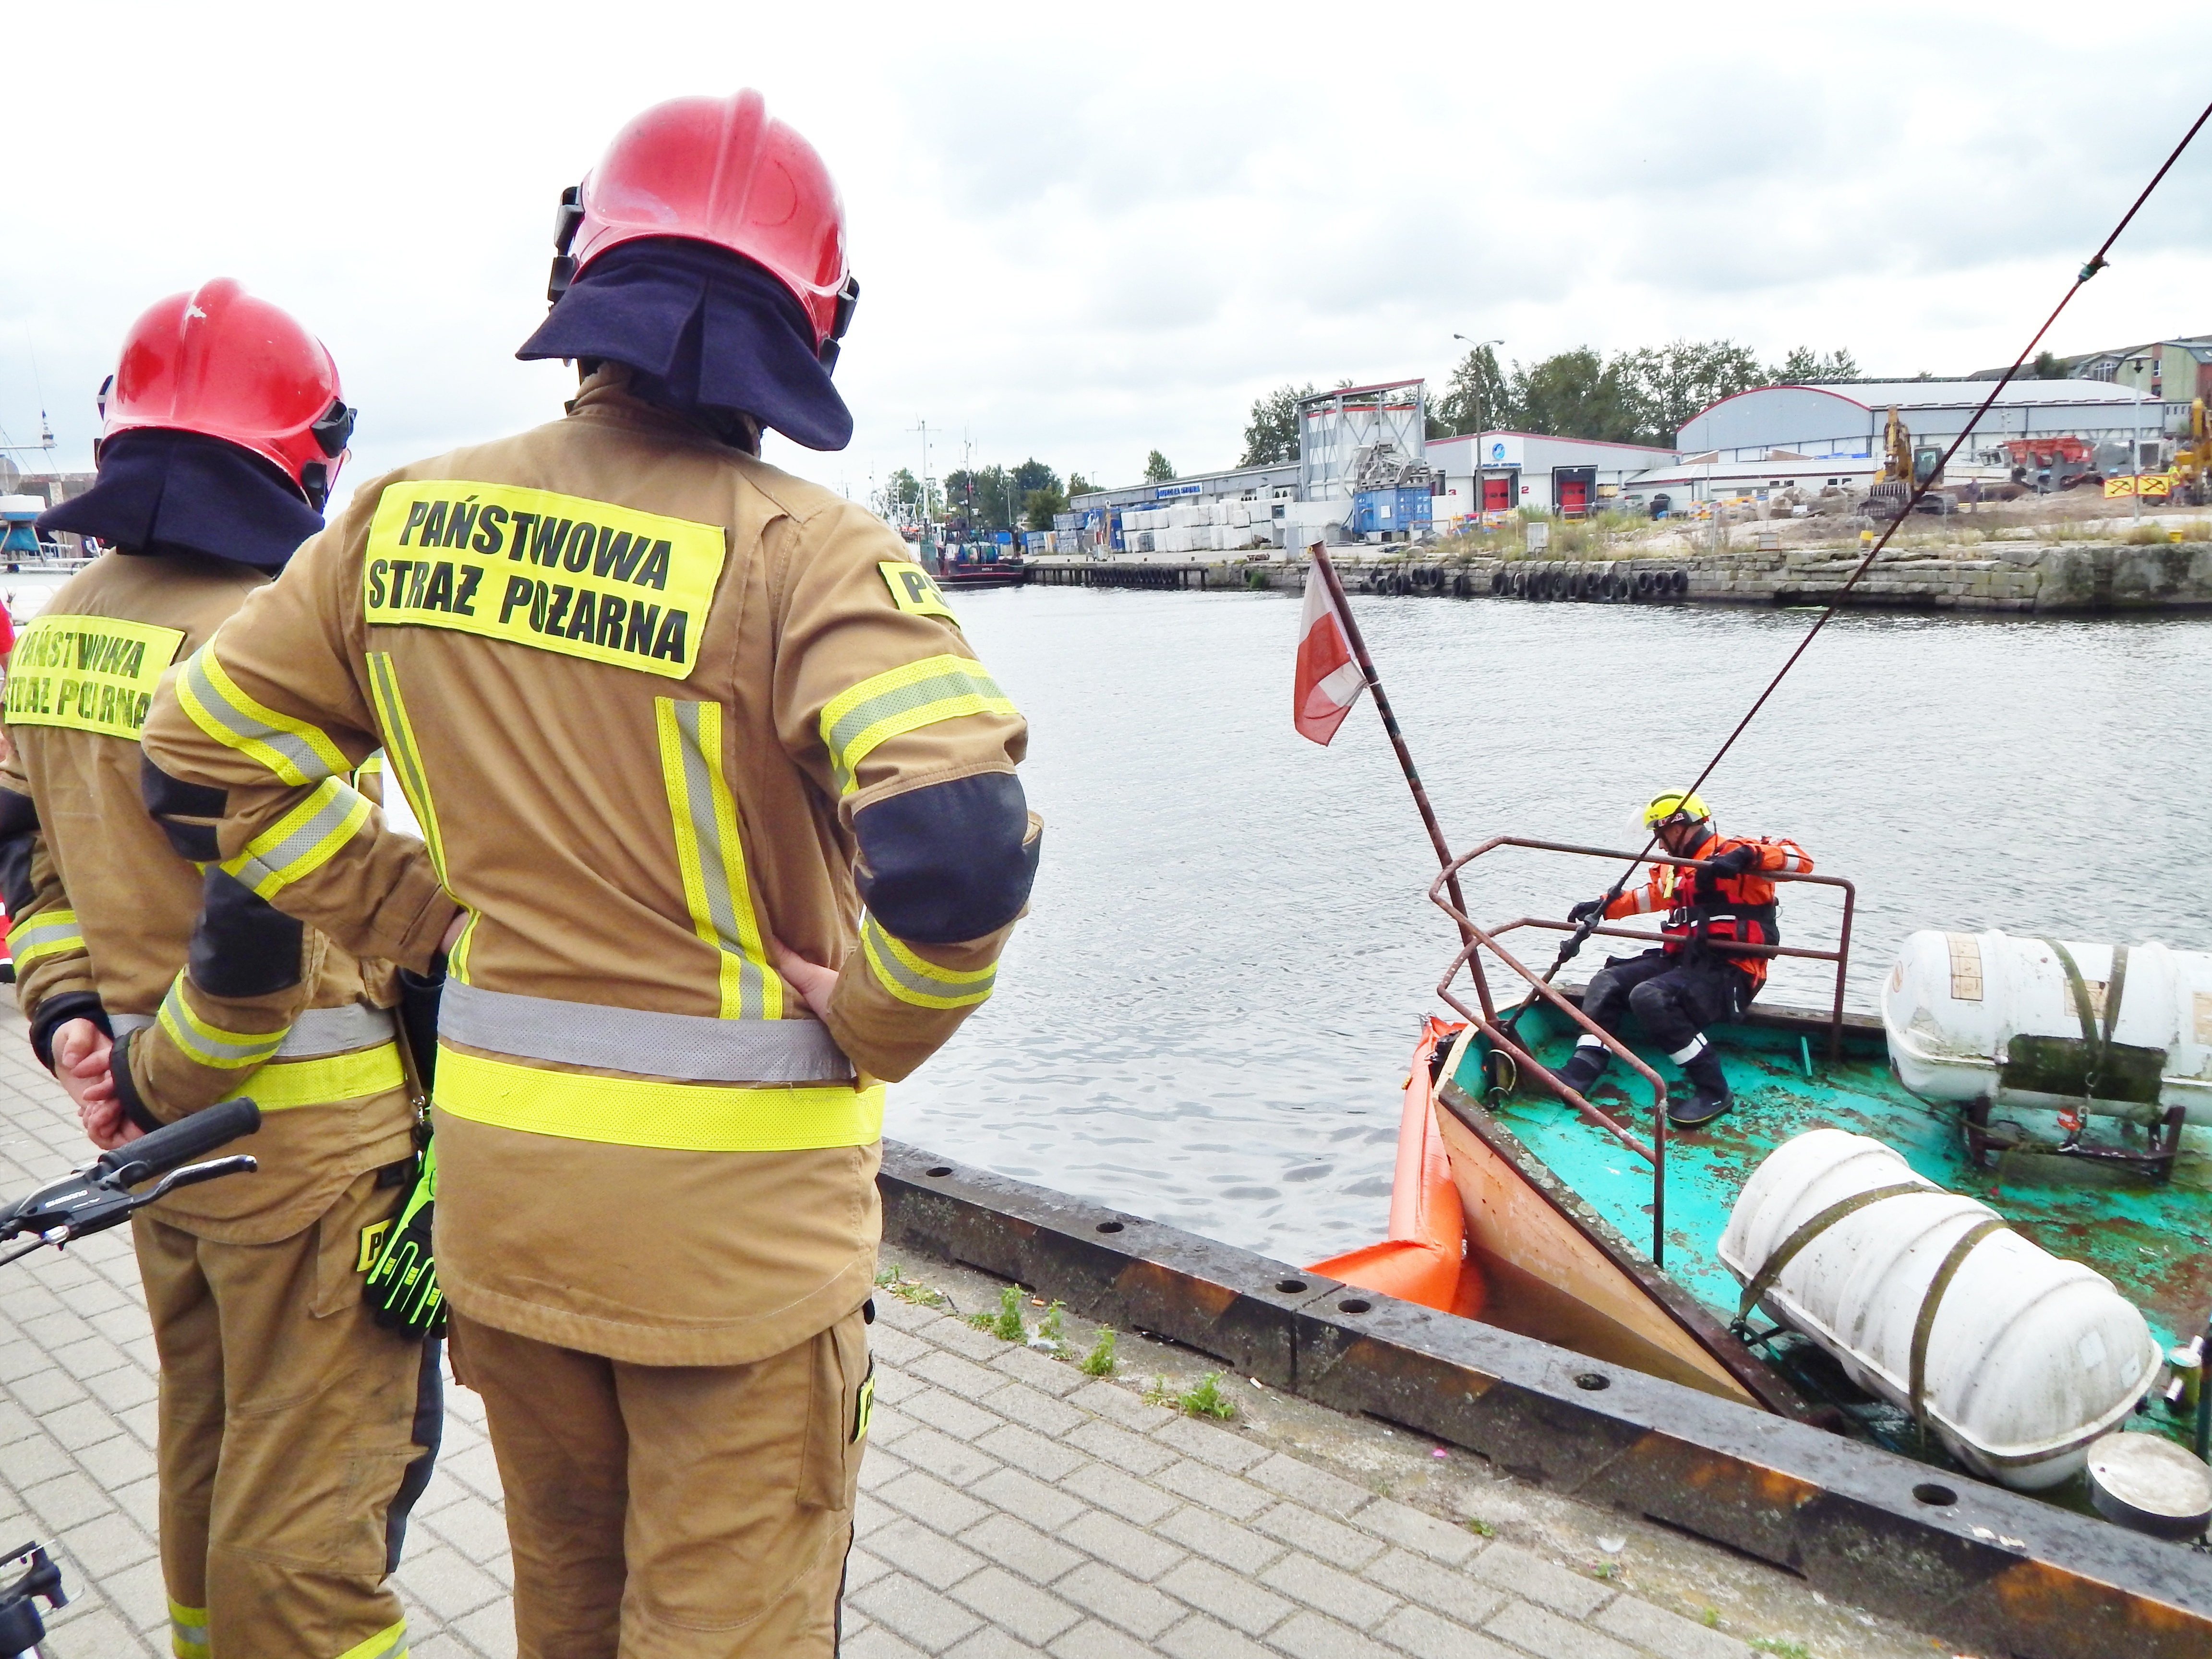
[1,0,2206,503]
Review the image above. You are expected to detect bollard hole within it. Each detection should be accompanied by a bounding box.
[1575,1372,1611,1392]
[1275,1278,1308,1295]
[924,1166,952,1178]
[1095,1221,1124,1234]
[1912,1483,1958,1508]
[1338,1298,1372,1314]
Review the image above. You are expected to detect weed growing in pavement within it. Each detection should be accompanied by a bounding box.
[1590,1561,1618,1581]
[1464,1518,1496,1537]
[968,1284,1027,1341]
[1701,1608,1721,1628]
[1079,1327,1118,1377]
[873,1264,944,1309]
[1031,1299,1067,1355]
[1748,1639,1810,1659]
[1177,1372,1237,1419]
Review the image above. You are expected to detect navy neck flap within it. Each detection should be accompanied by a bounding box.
[517,238,853,452]
[36,429,323,571]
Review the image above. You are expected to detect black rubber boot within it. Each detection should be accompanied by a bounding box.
[1553,1044,1610,1098]
[1670,1047,1733,1128]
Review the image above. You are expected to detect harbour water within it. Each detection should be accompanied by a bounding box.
[899,584,2212,1264]
[15,566,2203,1266]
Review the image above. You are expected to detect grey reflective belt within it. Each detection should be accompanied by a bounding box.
[437,981,855,1084]
[108,1003,397,1060]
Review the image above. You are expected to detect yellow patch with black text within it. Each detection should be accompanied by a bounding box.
[365,481,729,680]
[4,614,185,740]
[356,1217,394,1273]
[878,562,959,622]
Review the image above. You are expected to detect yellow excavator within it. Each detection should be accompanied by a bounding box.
[1866,408,1949,515]
[2176,398,2211,507]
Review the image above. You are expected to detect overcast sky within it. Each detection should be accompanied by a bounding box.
[2,2,2207,507]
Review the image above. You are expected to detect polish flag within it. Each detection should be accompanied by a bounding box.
[1293,557,1367,745]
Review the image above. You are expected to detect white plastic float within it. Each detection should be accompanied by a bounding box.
[1719,1129,2160,1490]
[1883,929,2212,1125]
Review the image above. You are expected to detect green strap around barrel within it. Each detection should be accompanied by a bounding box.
[1736,1182,1928,1320]
[2043,937,2128,1106]
[1908,1216,2010,1430]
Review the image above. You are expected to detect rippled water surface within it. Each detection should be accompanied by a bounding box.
[892,584,2212,1265]
[18,566,2204,1265]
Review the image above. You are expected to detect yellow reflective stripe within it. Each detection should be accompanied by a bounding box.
[10,908,85,968]
[860,916,996,1010]
[226,1042,406,1110]
[819,655,1016,794]
[157,974,286,1070]
[447,912,481,985]
[169,1597,212,1659]
[176,644,351,787]
[653,698,780,1020]
[332,1617,409,1659]
[363,652,449,885]
[220,778,373,899]
[434,1045,883,1153]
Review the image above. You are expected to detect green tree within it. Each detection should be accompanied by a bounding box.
[1023,484,1069,530]
[1769,346,1860,384]
[1433,346,1508,437]
[2033,350,2068,380]
[1508,349,1642,444]
[1011,459,1060,499]
[1142,449,1176,483]
[1069,471,1102,497]
[1611,340,1769,446]
[879,467,923,520]
[1241,383,1315,465]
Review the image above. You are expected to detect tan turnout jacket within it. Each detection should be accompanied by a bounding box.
[1,551,414,1242]
[141,372,1032,1365]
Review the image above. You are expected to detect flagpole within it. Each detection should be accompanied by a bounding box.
[1310,544,1473,948]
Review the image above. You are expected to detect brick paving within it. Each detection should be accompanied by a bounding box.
[0,1002,1933,1658]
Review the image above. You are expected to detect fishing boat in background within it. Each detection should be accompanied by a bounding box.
[1312,832,2212,1533]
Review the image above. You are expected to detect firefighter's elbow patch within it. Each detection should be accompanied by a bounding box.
[142,755,226,862]
[190,868,306,998]
[854,772,1036,945]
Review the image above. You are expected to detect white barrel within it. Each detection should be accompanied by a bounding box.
[1884,929,2212,1125]
[1719,1129,2159,1490]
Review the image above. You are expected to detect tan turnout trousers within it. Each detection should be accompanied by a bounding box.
[133,1168,440,1659]
[450,1308,869,1659]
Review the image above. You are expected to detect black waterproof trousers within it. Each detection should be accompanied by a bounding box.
[1581,949,1744,1058]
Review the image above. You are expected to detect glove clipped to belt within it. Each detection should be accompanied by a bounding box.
[363,1139,444,1335]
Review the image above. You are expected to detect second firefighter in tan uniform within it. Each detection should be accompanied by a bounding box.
[144,391,1034,1651]
[2,280,437,1659]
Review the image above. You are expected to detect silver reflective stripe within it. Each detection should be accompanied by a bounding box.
[665,700,772,1020]
[113,1004,393,1058]
[439,981,852,1084]
[181,649,340,784]
[1670,1035,1709,1064]
[280,1004,397,1059]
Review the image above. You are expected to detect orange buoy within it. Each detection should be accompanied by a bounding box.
[1306,1016,1485,1320]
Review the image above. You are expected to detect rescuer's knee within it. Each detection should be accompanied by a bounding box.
[854,771,1037,944]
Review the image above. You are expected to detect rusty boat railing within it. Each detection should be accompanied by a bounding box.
[1425,835,1857,1269]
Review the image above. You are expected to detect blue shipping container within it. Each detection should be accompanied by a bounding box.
[1350,488,1434,535]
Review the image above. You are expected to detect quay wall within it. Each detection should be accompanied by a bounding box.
[1026,541,2212,613]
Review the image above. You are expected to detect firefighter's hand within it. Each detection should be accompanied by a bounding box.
[1568,898,1606,926]
[52,1020,135,1151]
[769,937,839,1024]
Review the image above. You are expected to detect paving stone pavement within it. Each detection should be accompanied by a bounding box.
[0,1009,1924,1658]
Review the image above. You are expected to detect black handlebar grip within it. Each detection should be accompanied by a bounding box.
[94,1098,263,1183]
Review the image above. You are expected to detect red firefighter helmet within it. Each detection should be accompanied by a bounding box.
[553,91,858,360]
[98,279,354,505]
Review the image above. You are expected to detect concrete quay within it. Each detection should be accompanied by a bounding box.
[1030,540,2212,613]
[0,997,1950,1659]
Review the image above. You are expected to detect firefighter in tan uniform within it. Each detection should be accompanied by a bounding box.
[0,282,440,1659]
[140,93,1038,1658]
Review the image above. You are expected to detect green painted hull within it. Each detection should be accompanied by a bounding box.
[1446,993,2211,1452]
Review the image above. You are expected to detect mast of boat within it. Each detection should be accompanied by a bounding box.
[1308,544,1473,948]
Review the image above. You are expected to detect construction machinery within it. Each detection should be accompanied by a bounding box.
[1863,408,1952,516]
[2176,398,2211,506]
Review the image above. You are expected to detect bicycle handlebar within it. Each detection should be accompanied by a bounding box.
[93,1097,262,1187]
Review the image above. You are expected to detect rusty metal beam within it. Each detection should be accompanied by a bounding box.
[879,1141,2212,1659]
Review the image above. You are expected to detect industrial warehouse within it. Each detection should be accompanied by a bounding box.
[1058,348,2210,556]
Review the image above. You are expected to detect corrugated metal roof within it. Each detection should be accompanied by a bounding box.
[1818,377,2146,408]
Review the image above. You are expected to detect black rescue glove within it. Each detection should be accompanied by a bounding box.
[1567,898,1607,925]
[363,1141,444,1335]
[1700,844,1758,878]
